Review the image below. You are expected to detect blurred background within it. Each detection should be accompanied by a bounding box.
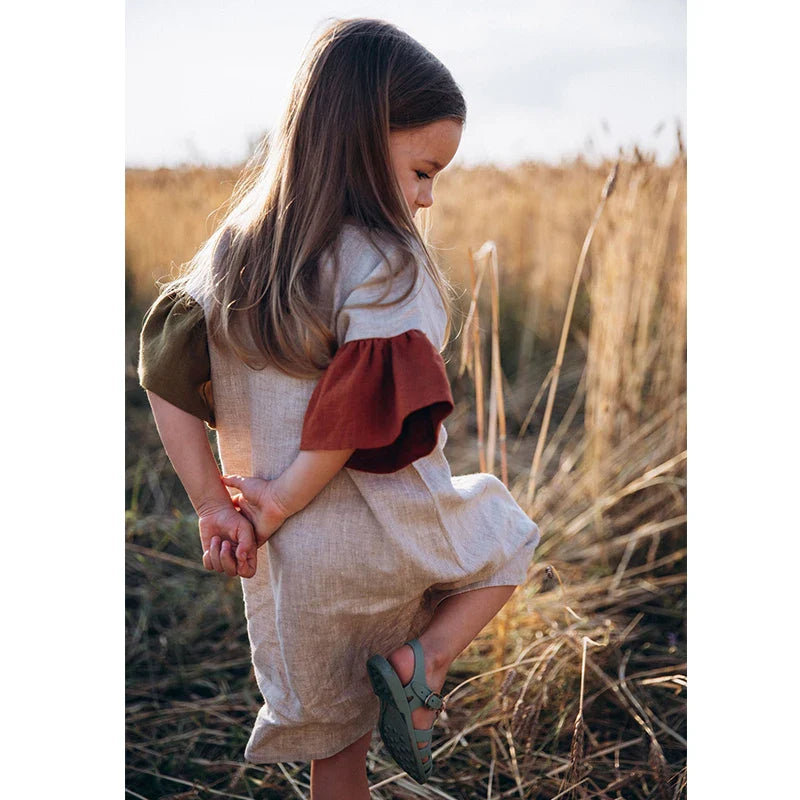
[127,0,685,169]
[126,2,686,798]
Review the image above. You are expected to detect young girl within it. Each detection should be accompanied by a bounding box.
[138,17,540,797]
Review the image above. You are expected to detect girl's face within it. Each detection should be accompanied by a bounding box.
[389,119,462,218]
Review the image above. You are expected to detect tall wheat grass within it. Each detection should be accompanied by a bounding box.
[126,148,687,799]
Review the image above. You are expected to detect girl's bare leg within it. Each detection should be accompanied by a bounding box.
[385,584,517,763]
[310,585,517,794]
[310,729,372,800]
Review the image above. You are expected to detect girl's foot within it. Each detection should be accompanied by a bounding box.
[385,641,449,763]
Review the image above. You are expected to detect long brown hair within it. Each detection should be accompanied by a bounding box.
[172,17,466,378]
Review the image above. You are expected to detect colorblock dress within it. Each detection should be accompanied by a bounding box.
[138,222,540,763]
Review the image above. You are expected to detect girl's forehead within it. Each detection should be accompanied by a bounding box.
[392,120,462,165]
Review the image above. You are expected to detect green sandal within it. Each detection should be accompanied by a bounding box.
[366,638,445,784]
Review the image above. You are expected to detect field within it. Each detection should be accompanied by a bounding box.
[125,150,686,799]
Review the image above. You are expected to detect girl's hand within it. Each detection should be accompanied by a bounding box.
[197,502,258,579]
[221,475,290,547]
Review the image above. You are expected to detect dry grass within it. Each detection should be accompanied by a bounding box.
[126,147,686,798]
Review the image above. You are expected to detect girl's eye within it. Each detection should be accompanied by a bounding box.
[416,170,432,180]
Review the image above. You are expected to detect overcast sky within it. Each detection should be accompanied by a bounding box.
[126,0,686,168]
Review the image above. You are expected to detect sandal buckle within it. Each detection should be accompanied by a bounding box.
[424,691,445,711]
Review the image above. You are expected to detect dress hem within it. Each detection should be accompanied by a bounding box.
[243,712,378,765]
[427,570,532,614]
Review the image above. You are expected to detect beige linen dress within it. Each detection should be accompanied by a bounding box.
[138,222,540,763]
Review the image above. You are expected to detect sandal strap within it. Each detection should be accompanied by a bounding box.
[414,726,435,742]
[403,639,445,712]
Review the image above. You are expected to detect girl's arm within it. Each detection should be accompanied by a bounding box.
[273,449,357,514]
[146,390,257,577]
[222,448,356,540]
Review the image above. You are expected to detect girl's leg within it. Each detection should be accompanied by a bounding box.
[310,585,516,793]
[310,729,372,800]
[418,584,517,669]
[385,584,517,762]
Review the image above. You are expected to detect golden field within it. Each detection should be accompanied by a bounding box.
[126,152,686,798]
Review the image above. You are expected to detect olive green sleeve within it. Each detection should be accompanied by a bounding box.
[137,290,216,427]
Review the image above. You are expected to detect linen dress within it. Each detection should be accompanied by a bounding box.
[138,222,541,763]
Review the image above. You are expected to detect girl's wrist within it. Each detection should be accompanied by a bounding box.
[269,477,301,519]
[194,481,236,517]
[195,499,233,517]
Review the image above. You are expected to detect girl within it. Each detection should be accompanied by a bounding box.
[138,17,540,797]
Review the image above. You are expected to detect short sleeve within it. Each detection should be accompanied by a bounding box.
[300,254,453,473]
[333,241,446,348]
[138,289,215,427]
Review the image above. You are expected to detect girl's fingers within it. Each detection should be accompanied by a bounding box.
[221,475,246,492]
[223,474,264,506]
[208,536,223,572]
[220,540,237,577]
[235,539,256,577]
[239,495,255,520]
[202,549,212,571]
[237,555,256,579]
[236,524,255,561]
[235,537,249,559]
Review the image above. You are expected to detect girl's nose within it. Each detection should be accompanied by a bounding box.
[417,187,434,209]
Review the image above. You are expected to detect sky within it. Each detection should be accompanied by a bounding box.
[126,0,686,168]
